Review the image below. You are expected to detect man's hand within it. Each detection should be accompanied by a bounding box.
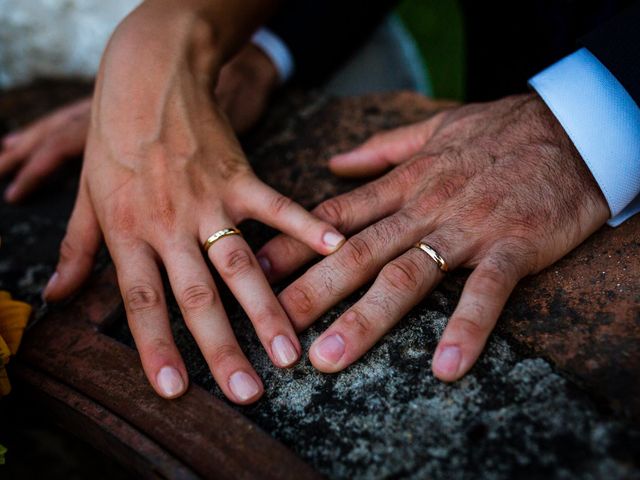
[0,44,277,203]
[216,43,279,134]
[257,94,610,381]
[40,3,344,405]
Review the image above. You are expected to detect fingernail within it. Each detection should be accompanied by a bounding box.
[322,231,345,251]
[42,272,59,300]
[314,333,345,366]
[434,346,461,379]
[4,184,17,202]
[257,256,271,276]
[271,335,298,367]
[229,371,260,401]
[156,366,185,398]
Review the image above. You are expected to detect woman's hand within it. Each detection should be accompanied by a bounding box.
[0,42,278,203]
[42,3,344,404]
[257,94,609,381]
[0,98,91,203]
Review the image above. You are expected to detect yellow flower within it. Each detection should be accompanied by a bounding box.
[0,291,31,397]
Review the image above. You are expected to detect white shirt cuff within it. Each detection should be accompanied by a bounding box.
[251,28,295,85]
[529,48,640,226]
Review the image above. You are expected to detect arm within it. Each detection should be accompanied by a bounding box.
[530,1,640,226]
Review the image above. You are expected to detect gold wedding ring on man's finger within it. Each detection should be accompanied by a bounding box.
[203,228,242,252]
[414,242,449,272]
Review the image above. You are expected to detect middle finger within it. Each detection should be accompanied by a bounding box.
[309,233,466,372]
[161,238,264,404]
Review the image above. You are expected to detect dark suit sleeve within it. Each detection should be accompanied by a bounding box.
[581,1,640,106]
[266,0,399,86]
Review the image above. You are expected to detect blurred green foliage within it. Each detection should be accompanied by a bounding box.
[397,0,465,100]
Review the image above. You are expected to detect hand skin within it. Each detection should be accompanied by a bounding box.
[33,0,345,405]
[256,93,610,382]
[0,43,278,203]
[0,98,92,202]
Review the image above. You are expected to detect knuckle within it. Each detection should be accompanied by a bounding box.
[148,336,174,353]
[58,237,76,262]
[485,244,533,282]
[341,236,375,270]
[110,205,137,234]
[343,309,374,337]
[373,213,409,246]
[266,236,301,264]
[268,194,294,216]
[208,343,242,368]
[218,154,251,181]
[315,198,347,230]
[476,261,508,293]
[319,264,348,298]
[281,285,314,315]
[125,285,161,314]
[220,248,254,277]
[59,235,89,263]
[381,258,423,293]
[251,305,283,329]
[454,313,486,339]
[394,158,428,187]
[435,178,463,202]
[150,198,177,232]
[179,284,216,311]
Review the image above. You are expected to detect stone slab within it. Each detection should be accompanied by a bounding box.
[1,83,639,479]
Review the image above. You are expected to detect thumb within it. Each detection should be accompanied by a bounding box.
[43,183,102,302]
[328,117,439,178]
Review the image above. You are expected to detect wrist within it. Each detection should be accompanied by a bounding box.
[527,93,610,222]
[108,3,223,82]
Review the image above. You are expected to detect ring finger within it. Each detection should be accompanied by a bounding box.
[308,233,468,372]
[201,219,302,370]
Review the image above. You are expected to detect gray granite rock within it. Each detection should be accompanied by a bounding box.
[120,286,638,480]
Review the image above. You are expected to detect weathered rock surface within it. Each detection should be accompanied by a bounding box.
[2,83,639,479]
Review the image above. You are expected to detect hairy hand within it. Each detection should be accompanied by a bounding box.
[215,43,279,134]
[41,12,344,404]
[0,44,277,202]
[257,94,609,380]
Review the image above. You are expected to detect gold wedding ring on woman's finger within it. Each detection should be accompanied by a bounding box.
[414,242,449,272]
[203,228,242,252]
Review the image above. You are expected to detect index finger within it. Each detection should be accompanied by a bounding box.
[237,176,346,256]
[256,172,405,282]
